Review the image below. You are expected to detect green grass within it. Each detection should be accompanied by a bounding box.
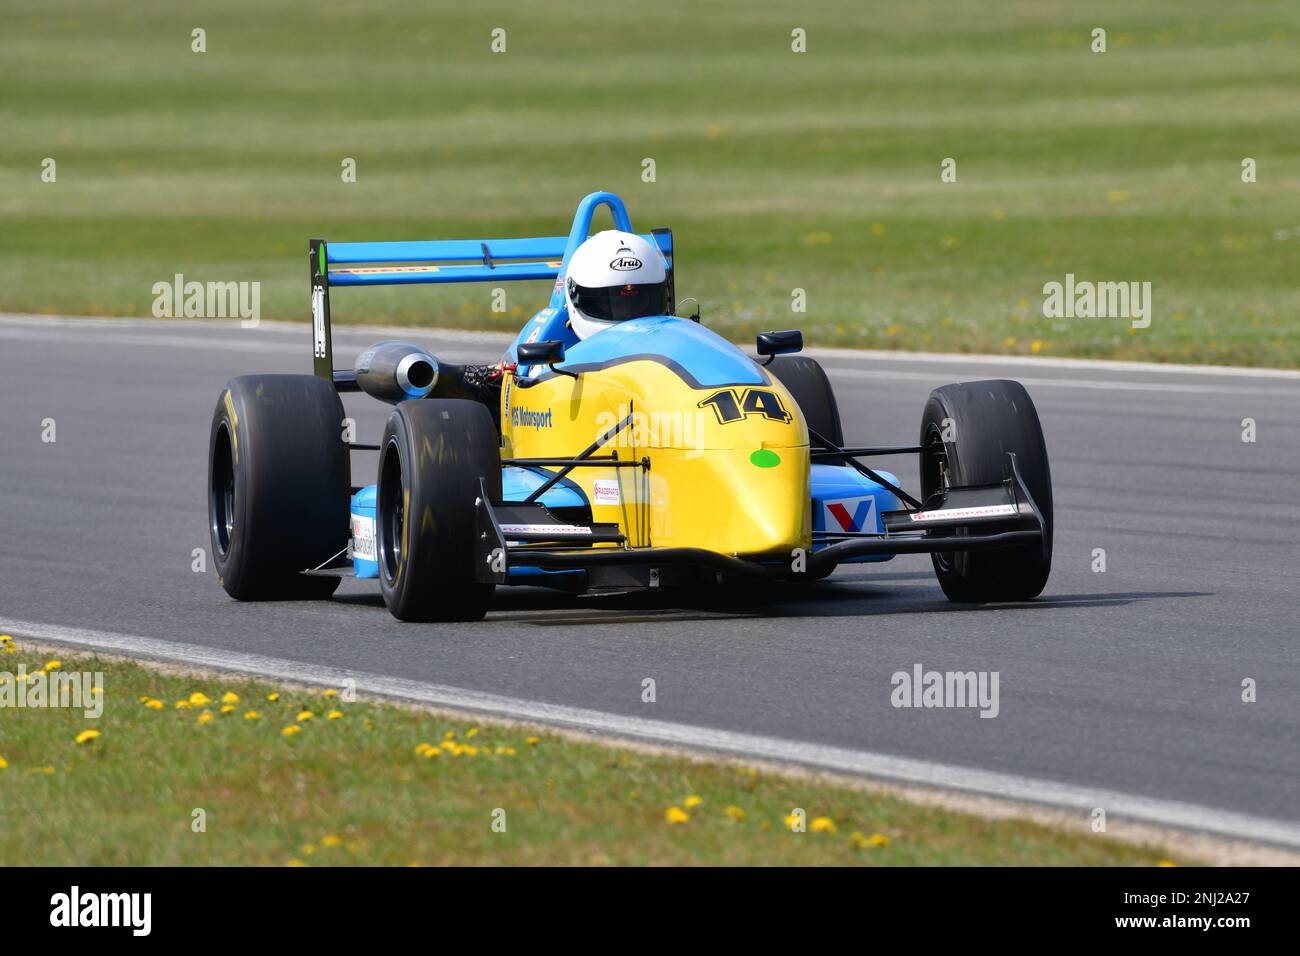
[1,0,1297,365]
[0,642,1187,866]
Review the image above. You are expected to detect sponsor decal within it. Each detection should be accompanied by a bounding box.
[312,286,327,358]
[511,406,553,429]
[823,496,877,533]
[499,523,592,535]
[907,504,1018,522]
[331,266,440,275]
[350,513,376,562]
[592,479,621,506]
[609,246,643,271]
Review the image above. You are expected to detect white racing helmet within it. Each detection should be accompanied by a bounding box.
[564,230,669,340]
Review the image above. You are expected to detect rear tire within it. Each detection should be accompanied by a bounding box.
[376,399,501,622]
[919,380,1052,602]
[208,374,349,600]
[767,355,843,445]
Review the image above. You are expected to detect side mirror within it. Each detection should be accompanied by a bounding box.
[517,339,576,381]
[756,330,803,365]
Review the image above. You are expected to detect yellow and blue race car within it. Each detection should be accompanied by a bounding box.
[207,192,1052,621]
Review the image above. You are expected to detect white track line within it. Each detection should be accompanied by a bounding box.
[826,367,1300,397]
[4,313,1299,380]
[5,616,1298,849]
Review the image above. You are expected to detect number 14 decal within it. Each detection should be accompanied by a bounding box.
[698,388,791,424]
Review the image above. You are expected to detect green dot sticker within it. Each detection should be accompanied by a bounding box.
[750,449,781,468]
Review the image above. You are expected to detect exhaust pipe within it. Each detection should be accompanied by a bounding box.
[354,340,440,404]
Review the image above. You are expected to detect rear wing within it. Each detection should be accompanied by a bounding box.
[309,191,673,381]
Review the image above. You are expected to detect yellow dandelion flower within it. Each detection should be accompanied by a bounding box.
[0,756,8,770]
[322,689,338,699]
[724,805,746,821]
[320,835,342,848]
[197,711,214,725]
[526,736,540,746]
[1157,860,1177,867]
[0,634,12,642]
[286,859,307,867]
[784,814,802,831]
[300,844,316,856]
[267,692,280,702]
[850,831,891,848]
[188,692,211,707]
[145,698,163,710]
[414,742,434,756]
[220,705,235,715]
[443,730,456,740]
[495,746,516,756]
[466,727,479,738]
[221,692,239,704]
[74,729,101,745]
[243,711,261,721]
[297,710,314,721]
[462,745,479,757]
[282,724,301,736]
[175,700,191,709]
[422,748,440,759]
[44,660,61,671]
[665,806,690,824]
[683,795,703,809]
[810,817,837,834]
[326,710,343,720]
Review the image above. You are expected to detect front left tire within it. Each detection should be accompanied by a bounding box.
[376,399,502,622]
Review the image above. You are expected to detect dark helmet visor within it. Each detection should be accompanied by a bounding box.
[569,278,669,322]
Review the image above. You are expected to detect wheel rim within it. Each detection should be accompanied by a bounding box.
[920,421,956,572]
[377,437,405,585]
[209,421,236,559]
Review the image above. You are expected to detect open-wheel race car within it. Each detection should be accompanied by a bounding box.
[207,192,1052,621]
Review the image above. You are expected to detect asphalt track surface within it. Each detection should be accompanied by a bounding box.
[1,315,1297,845]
